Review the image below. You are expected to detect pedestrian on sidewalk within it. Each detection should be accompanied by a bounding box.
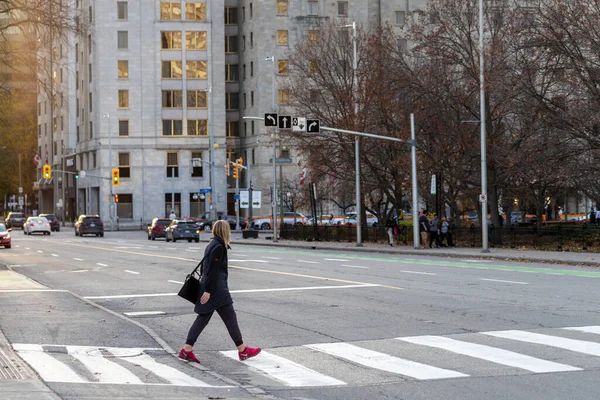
[419,209,429,248]
[595,207,600,226]
[385,215,399,247]
[439,216,450,247]
[179,220,261,364]
[429,214,440,248]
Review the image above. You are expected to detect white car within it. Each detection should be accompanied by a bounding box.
[23,217,52,235]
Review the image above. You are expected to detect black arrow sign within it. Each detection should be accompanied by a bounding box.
[307,119,320,133]
[264,113,278,127]
[278,115,291,129]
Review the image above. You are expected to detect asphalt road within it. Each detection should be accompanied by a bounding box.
[1,230,600,400]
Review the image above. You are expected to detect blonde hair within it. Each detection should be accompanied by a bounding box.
[212,219,231,245]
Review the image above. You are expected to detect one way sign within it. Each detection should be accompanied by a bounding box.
[307,119,320,133]
[264,113,278,127]
[278,115,292,129]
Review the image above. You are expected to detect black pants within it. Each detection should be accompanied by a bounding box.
[185,303,243,347]
[429,231,439,248]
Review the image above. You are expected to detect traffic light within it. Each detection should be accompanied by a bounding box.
[75,170,79,179]
[233,163,239,180]
[114,194,119,203]
[207,193,212,203]
[224,164,230,176]
[111,168,120,186]
[237,157,243,166]
[43,164,51,179]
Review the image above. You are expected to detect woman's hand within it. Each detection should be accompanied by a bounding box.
[200,292,211,304]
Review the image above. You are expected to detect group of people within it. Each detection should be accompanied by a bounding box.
[384,210,453,248]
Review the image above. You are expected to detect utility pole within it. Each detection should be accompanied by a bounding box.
[479,0,489,252]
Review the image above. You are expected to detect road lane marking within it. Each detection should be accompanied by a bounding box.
[0,289,67,293]
[306,343,467,380]
[84,284,383,299]
[483,331,600,357]
[263,257,281,260]
[51,254,59,257]
[71,270,89,273]
[124,311,166,317]
[400,270,437,276]
[480,278,528,285]
[325,258,350,262]
[461,259,492,263]
[564,326,600,335]
[40,242,404,290]
[297,260,320,264]
[168,280,184,285]
[12,344,86,383]
[229,259,269,263]
[37,250,43,253]
[185,249,198,253]
[341,264,369,269]
[221,350,345,387]
[124,270,140,275]
[397,336,580,373]
[73,258,84,261]
[25,247,30,250]
[96,263,108,267]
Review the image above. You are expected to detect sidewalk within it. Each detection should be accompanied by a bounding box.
[225,235,600,267]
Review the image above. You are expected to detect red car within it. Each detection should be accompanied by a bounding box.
[147,217,172,240]
[0,223,11,249]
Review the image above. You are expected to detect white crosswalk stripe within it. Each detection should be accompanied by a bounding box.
[564,326,600,335]
[483,330,600,357]
[397,335,581,373]
[12,344,227,387]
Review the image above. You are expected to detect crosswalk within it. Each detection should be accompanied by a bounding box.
[13,325,600,389]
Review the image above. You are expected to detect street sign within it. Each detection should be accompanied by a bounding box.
[191,158,202,167]
[264,113,278,127]
[292,117,306,132]
[430,175,437,195]
[199,188,212,194]
[234,194,240,200]
[269,157,293,164]
[307,119,320,133]
[252,190,262,208]
[240,190,249,208]
[18,187,23,194]
[479,194,488,203]
[278,115,291,129]
[80,170,86,178]
[18,197,23,206]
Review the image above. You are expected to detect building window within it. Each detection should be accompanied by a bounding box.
[250,2,253,18]
[278,59,289,74]
[225,64,238,82]
[166,152,179,177]
[116,194,133,219]
[118,152,131,178]
[226,121,239,137]
[187,119,208,136]
[308,30,319,43]
[338,1,348,16]
[277,30,288,45]
[278,89,289,105]
[243,92,247,109]
[226,92,239,110]
[186,31,207,50]
[92,151,97,168]
[160,2,181,20]
[186,60,207,79]
[118,60,128,78]
[251,91,254,106]
[164,193,181,217]
[161,31,182,49]
[309,60,318,73]
[243,64,246,79]
[89,121,93,139]
[162,119,183,136]
[308,1,318,15]
[185,2,206,20]
[118,90,129,108]
[252,149,255,164]
[277,0,288,15]
[225,7,237,24]
[119,120,129,136]
[225,35,238,53]
[117,2,128,20]
[89,5,93,23]
[395,11,405,26]
[250,61,253,76]
[251,120,255,135]
[88,34,92,53]
[191,152,203,177]
[117,31,128,49]
[162,90,183,108]
[309,89,320,102]
[89,92,92,111]
[161,61,183,79]
[250,32,253,48]
[187,90,208,108]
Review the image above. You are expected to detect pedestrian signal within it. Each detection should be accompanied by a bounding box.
[114,194,119,203]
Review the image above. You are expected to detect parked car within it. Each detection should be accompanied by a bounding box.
[5,212,25,229]
[147,217,172,240]
[344,212,379,227]
[198,215,247,232]
[39,214,60,232]
[75,215,104,237]
[250,212,309,230]
[23,217,51,235]
[0,223,11,248]
[165,220,200,243]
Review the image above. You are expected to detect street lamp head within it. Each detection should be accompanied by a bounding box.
[264,56,274,61]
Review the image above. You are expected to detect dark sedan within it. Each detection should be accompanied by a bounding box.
[198,215,247,231]
[75,215,104,237]
[165,220,200,243]
[39,214,60,232]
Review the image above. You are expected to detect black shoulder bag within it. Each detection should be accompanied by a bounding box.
[177,256,207,304]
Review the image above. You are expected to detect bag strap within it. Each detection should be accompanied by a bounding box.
[190,255,207,277]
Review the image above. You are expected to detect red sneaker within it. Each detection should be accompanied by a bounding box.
[178,348,201,363]
[239,346,261,361]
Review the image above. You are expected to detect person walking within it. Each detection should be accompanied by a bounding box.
[439,216,450,247]
[418,209,429,248]
[595,207,600,226]
[385,216,399,247]
[169,210,176,220]
[179,220,261,364]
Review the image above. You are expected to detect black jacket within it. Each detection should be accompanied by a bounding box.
[194,236,233,314]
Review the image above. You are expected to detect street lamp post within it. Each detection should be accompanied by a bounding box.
[265,56,278,242]
[343,21,362,246]
[479,0,489,252]
[208,87,216,220]
[103,113,114,231]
